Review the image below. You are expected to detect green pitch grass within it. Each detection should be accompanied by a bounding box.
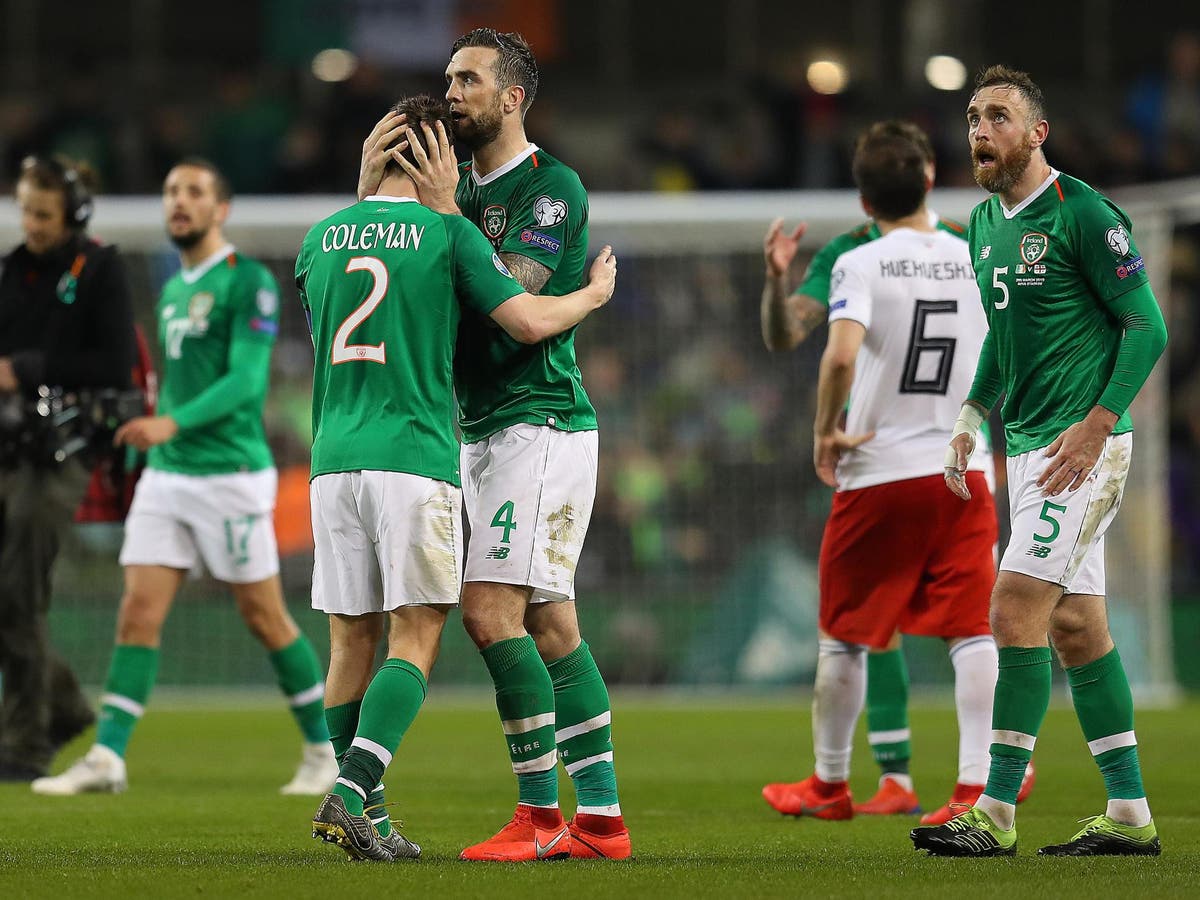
[1,696,1196,899]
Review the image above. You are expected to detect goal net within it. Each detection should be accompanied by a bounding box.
[0,184,1185,697]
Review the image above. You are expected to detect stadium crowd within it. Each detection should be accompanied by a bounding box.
[3,20,1198,679]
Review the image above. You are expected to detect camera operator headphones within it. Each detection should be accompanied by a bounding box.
[20,155,94,229]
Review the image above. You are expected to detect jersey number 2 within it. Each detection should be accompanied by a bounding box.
[332,256,387,364]
[900,300,957,395]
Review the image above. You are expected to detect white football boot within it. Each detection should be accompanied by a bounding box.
[280,741,339,795]
[31,744,128,795]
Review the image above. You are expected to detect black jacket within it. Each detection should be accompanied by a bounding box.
[0,233,135,395]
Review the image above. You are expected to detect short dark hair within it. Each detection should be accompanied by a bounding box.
[170,156,233,202]
[973,65,1046,124]
[383,94,454,180]
[451,28,539,114]
[851,121,931,220]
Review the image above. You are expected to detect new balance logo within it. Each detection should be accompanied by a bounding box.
[979,246,992,260]
[1025,544,1052,558]
[485,547,510,560]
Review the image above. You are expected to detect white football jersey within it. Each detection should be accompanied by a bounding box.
[827,227,990,491]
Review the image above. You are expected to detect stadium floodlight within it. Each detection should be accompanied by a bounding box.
[311,48,358,83]
[925,55,968,91]
[806,60,848,96]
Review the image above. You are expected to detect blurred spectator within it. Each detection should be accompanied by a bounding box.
[1127,31,1200,179]
[202,70,293,193]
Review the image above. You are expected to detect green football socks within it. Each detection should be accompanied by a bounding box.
[1067,647,1149,822]
[95,644,159,757]
[547,641,621,814]
[331,659,427,818]
[269,636,330,744]
[481,635,559,808]
[325,699,390,836]
[866,649,911,776]
[983,646,1052,807]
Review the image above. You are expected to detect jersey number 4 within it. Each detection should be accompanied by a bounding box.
[899,299,957,395]
[332,256,387,364]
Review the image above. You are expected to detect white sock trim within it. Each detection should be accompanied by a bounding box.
[101,693,144,718]
[502,712,556,735]
[556,711,611,743]
[350,736,393,767]
[336,777,367,800]
[868,728,911,745]
[289,683,325,708]
[818,638,866,655]
[576,803,622,816]
[949,635,997,660]
[564,751,614,776]
[511,748,559,774]
[991,729,1037,752]
[1087,730,1137,755]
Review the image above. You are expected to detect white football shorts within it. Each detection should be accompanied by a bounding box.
[462,423,597,603]
[998,432,1132,596]
[120,467,280,584]
[310,470,462,615]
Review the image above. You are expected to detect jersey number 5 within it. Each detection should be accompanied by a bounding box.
[900,300,957,395]
[992,266,1010,310]
[332,256,387,364]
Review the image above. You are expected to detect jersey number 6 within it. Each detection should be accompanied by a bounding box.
[332,256,388,365]
[899,299,957,395]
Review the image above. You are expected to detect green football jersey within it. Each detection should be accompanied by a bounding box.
[296,195,525,485]
[454,144,596,443]
[151,245,278,474]
[795,213,967,304]
[967,171,1148,455]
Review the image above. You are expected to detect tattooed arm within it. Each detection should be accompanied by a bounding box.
[498,253,553,294]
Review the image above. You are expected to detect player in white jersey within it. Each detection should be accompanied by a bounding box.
[828,233,991,491]
[763,122,1001,824]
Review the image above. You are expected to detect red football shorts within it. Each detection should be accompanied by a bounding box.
[818,472,996,649]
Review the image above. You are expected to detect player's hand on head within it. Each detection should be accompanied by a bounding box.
[398,123,460,214]
[358,111,407,201]
[763,217,807,278]
[588,245,617,305]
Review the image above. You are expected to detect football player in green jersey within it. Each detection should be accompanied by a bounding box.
[357,29,630,861]
[33,159,338,799]
[299,94,615,862]
[759,123,1030,820]
[913,65,1168,858]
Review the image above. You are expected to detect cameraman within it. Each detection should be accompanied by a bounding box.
[0,156,134,781]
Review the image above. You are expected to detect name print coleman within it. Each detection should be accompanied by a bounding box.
[321,221,425,253]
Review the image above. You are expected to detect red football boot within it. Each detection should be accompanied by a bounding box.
[919,784,985,825]
[853,775,921,815]
[762,774,853,820]
[459,804,572,862]
[567,813,632,860]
